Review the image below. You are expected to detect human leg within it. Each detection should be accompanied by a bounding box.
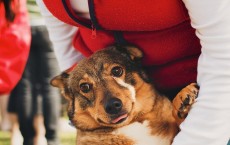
[8,89,23,145]
[16,77,36,145]
[33,25,61,145]
[8,113,23,145]
[16,42,41,145]
[33,114,46,145]
[0,94,11,131]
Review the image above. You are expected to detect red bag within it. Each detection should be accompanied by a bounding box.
[0,0,31,94]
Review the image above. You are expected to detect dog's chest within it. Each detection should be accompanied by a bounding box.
[113,121,171,145]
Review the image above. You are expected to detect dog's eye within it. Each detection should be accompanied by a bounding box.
[80,83,91,93]
[111,66,123,77]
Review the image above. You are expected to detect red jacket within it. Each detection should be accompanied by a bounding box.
[0,0,31,94]
[44,0,201,93]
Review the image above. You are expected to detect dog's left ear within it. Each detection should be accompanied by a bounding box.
[116,45,143,61]
[51,72,74,100]
[50,72,69,89]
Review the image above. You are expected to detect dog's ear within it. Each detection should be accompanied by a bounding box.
[51,72,73,100]
[124,45,143,60]
[116,45,143,61]
[50,72,69,88]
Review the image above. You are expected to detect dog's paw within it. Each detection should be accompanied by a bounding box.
[172,83,199,125]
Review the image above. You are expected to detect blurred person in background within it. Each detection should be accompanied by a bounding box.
[7,0,61,145]
[0,0,31,140]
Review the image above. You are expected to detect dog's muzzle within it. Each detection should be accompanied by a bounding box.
[102,98,129,124]
[104,98,122,115]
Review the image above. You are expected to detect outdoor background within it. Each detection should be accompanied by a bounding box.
[0,116,76,145]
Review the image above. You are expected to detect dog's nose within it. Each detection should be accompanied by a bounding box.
[105,98,122,114]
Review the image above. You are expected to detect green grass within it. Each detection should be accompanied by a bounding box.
[0,131,10,145]
[0,131,76,145]
[60,131,76,145]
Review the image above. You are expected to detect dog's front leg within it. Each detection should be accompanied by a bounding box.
[172,83,199,126]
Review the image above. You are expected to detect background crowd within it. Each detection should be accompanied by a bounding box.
[0,0,63,145]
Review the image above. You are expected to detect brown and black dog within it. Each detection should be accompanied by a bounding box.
[51,45,199,145]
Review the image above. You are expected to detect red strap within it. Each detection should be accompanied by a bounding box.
[43,0,91,27]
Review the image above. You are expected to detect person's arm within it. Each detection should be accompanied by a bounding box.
[36,0,84,71]
[173,0,230,145]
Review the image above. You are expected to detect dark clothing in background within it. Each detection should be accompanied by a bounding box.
[8,26,60,145]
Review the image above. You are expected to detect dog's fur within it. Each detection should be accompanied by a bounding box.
[51,45,198,145]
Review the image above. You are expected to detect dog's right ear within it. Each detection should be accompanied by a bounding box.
[124,45,143,61]
[115,45,143,61]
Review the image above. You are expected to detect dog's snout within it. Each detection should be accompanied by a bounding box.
[105,98,122,114]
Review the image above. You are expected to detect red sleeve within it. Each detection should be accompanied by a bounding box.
[0,0,31,94]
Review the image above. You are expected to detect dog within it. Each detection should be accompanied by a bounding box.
[51,45,199,145]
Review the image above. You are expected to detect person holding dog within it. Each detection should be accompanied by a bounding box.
[36,0,230,145]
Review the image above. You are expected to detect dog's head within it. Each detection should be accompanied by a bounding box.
[51,45,157,131]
